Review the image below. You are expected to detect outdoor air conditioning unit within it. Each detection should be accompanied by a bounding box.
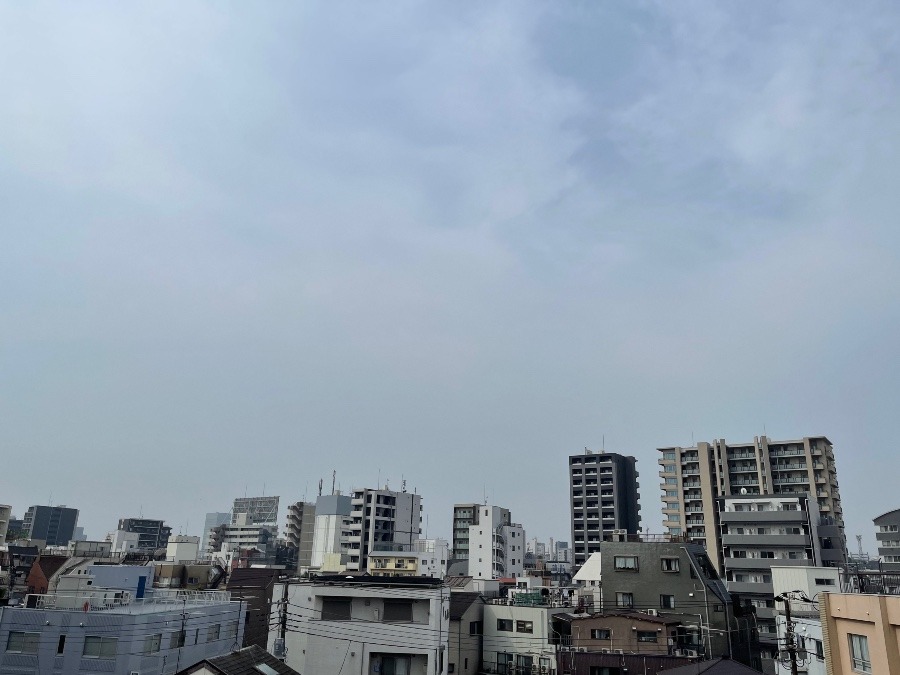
[682,649,698,657]
[645,609,658,616]
[613,649,624,655]
[577,647,587,653]
[600,648,610,654]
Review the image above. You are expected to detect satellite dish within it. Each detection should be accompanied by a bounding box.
[740,488,748,495]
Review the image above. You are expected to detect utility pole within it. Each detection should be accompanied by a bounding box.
[775,593,799,675]
[278,581,289,660]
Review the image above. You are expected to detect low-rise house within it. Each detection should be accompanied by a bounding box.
[176,644,299,675]
[553,611,684,655]
[25,555,69,594]
[482,598,570,674]
[270,575,450,675]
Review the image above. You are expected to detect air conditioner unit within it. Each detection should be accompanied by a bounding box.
[613,649,624,655]
[645,609,658,616]
[600,648,610,654]
[577,647,587,652]
[682,649,698,657]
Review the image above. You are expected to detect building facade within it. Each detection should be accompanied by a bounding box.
[270,576,450,675]
[453,504,525,579]
[22,505,79,547]
[875,508,900,571]
[568,451,641,567]
[821,592,900,674]
[346,488,422,572]
[231,496,279,532]
[285,501,316,569]
[310,494,352,570]
[658,435,845,572]
[0,505,10,545]
[116,518,171,550]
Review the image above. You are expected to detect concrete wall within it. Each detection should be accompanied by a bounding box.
[822,592,900,675]
[482,604,559,673]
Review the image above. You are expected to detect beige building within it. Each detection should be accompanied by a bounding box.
[821,592,900,674]
[658,435,844,571]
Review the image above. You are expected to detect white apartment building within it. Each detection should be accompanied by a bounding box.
[310,494,352,569]
[454,504,525,579]
[346,488,422,572]
[368,539,449,579]
[270,576,449,675]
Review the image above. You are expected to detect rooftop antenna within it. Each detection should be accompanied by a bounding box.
[331,470,336,495]
[318,479,323,497]
[857,534,864,558]
[401,477,407,493]
[602,434,605,451]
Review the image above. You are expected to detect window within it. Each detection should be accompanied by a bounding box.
[660,595,675,609]
[814,578,836,586]
[56,635,66,655]
[207,624,221,642]
[322,598,352,621]
[83,636,118,659]
[381,655,411,675]
[224,621,238,640]
[848,634,871,673]
[169,631,186,649]
[383,600,414,622]
[469,621,483,635]
[516,621,533,634]
[813,639,824,660]
[143,634,162,654]
[497,619,514,632]
[590,629,611,640]
[661,558,680,572]
[614,556,638,571]
[6,632,39,654]
[616,592,633,608]
[636,631,658,643]
[665,478,677,484]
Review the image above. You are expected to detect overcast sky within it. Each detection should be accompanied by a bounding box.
[2,2,899,553]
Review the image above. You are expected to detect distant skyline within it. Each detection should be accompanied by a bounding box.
[3,2,899,555]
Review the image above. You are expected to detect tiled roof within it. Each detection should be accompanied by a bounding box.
[444,575,472,588]
[178,645,299,675]
[226,568,280,589]
[35,555,69,579]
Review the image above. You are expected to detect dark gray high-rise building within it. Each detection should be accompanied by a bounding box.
[568,450,641,567]
[22,505,79,546]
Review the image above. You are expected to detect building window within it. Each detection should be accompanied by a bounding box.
[616,592,634,608]
[590,629,611,640]
[56,635,66,655]
[614,556,638,571]
[143,634,162,654]
[516,621,533,634]
[6,632,39,654]
[469,621,483,635]
[381,655,412,675]
[661,558,680,572]
[660,595,675,609]
[383,600,414,622]
[848,634,871,673]
[207,624,221,642]
[497,619,514,632]
[224,621,238,640]
[322,598,352,621]
[169,631,186,649]
[637,631,658,643]
[83,636,118,659]
[814,578,836,586]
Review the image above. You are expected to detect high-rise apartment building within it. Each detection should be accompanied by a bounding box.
[286,501,316,568]
[345,488,422,571]
[658,435,845,572]
[568,451,641,567]
[452,503,525,579]
[311,494,352,569]
[22,505,79,546]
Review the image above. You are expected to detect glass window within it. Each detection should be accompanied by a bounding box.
[143,634,162,654]
[83,636,118,659]
[637,631,658,643]
[614,556,639,571]
[383,600,414,622]
[590,629,611,640]
[6,632,39,654]
[848,634,871,673]
[660,595,675,609]
[322,598,352,621]
[207,624,220,642]
[616,592,633,608]
[516,621,533,634]
[168,631,185,650]
[497,619,514,631]
[661,558,680,572]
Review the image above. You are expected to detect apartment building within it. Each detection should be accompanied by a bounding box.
[270,576,449,675]
[367,539,449,578]
[821,592,900,674]
[232,496,279,531]
[452,504,525,579]
[22,505,79,546]
[285,501,316,568]
[115,517,171,550]
[345,488,422,572]
[568,451,641,567]
[0,504,10,545]
[482,600,566,675]
[310,494,352,569]
[718,494,843,668]
[875,508,900,571]
[658,435,845,572]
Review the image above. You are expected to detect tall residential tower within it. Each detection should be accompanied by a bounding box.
[568,450,641,567]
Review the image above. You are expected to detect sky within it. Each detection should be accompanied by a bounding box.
[2,2,899,554]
